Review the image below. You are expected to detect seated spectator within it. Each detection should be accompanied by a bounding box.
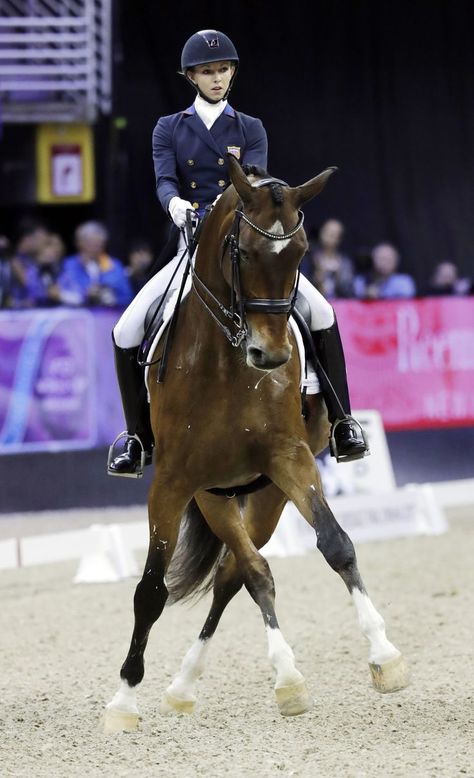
[426,261,472,296]
[57,221,133,307]
[34,233,66,306]
[0,234,13,308]
[126,240,154,296]
[9,221,51,308]
[354,242,416,299]
[301,218,354,299]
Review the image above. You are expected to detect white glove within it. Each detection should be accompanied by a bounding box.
[168,196,195,228]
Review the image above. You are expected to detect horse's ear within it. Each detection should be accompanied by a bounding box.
[226,153,254,205]
[290,167,338,208]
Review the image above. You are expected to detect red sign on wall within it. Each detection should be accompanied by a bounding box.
[51,144,83,197]
[334,298,474,430]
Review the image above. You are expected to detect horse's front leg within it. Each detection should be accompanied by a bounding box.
[268,439,410,694]
[160,484,304,716]
[104,472,191,733]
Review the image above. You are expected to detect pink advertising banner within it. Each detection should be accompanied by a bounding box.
[334,298,474,430]
[0,300,473,455]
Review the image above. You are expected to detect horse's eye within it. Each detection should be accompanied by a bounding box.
[239,248,249,261]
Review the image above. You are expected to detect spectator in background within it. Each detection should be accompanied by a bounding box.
[126,240,154,296]
[425,261,472,296]
[354,242,416,299]
[9,222,50,308]
[301,218,354,299]
[0,234,13,308]
[34,233,66,306]
[57,221,133,307]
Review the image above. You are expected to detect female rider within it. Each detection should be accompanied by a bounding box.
[108,29,368,477]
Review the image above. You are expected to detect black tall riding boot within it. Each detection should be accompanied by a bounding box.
[107,338,154,478]
[312,318,369,463]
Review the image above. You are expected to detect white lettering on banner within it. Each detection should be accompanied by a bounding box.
[36,377,87,394]
[397,306,474,373]
[423,390,473,421]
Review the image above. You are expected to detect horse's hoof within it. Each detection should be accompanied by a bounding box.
[275,680,313,716]
[369,654,410,693]
[159,690,196,715]
[103,707,140,733]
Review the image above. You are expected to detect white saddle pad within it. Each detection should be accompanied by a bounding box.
[144,289,320,398]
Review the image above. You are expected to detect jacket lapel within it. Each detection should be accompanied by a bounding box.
[182,104,224,156]
[210,104,237,153]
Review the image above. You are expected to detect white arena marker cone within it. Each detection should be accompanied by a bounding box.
[73,524,121,584]
[108,523,139,579]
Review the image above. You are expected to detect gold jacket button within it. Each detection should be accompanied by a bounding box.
[187,159,194,166]
[192,202,199,209]
[190,181,197,189]
[218,179,226,187]
[217,157,225,165]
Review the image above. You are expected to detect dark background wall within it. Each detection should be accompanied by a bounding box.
[110,0,474,289]
[1,1,473,285]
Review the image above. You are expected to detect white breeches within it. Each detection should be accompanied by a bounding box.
[297,273,335,330]
[114,234,188,349]
[113,233,335,349]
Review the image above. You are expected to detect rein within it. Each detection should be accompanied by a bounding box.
[190,181,305,348]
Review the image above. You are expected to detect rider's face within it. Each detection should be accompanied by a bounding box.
[188,61,235,101]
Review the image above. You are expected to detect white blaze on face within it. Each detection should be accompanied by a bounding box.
[268,221,291,254]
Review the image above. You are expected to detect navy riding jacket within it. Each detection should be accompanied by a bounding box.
[152,103,268,219]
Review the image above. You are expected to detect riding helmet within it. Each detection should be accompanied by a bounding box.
[180,30,239,71]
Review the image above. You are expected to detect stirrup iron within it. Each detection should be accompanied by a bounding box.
[329,416,370,464]
[107,431,146,479]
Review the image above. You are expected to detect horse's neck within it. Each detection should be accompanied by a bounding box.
[195,203,233,293]
[181,218,240,365]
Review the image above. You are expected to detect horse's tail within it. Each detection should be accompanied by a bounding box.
[166,498,224,604]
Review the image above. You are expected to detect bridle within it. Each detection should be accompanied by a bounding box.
[190,177,305,347]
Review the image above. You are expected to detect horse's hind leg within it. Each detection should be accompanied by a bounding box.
[159,544,243,716]
[160,486,286,714]
[104,476,189,732]
[269,442,409,694]
[161,487,312,717]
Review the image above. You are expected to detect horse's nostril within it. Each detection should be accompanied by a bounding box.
[247,346,290,370]
[247,346,266,366]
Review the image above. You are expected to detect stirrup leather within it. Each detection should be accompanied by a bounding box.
[329,416,370,464]
[107,431,146,479]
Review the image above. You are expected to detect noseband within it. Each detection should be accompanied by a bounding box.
[191,177,305,347]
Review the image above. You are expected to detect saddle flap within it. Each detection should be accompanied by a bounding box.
[294,290,312,329]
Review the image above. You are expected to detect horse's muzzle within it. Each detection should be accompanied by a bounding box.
[246,343,292,371]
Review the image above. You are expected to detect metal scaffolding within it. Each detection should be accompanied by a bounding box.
[0,0,112,123]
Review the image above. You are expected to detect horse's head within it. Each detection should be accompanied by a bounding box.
[224,154,337,371]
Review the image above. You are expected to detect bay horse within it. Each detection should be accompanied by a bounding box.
[104,155,409,732]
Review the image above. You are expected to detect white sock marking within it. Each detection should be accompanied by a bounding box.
[166,638,210,701]
[106,679,139,714]
[352,589,401,665]
[266,627,304,688]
